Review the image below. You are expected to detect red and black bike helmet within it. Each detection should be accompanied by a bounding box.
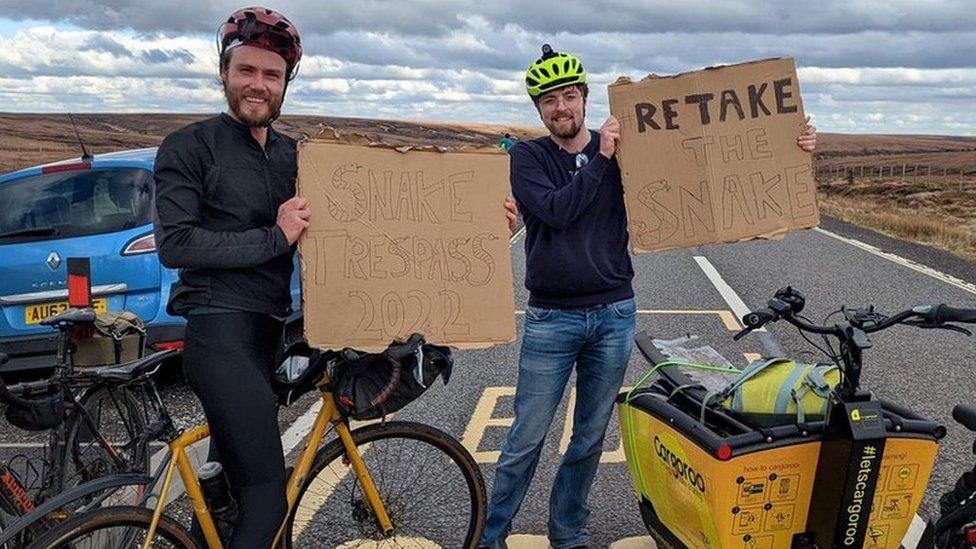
[217,6,303,80]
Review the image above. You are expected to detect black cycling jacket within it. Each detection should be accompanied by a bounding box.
[153,113,297,317]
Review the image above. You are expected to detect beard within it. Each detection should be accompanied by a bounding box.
[224,83,284,128]
[545,105,586,139]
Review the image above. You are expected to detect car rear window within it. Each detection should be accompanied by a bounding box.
[0,168,153,244]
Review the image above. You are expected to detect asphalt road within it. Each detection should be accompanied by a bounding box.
[1,215,974,548]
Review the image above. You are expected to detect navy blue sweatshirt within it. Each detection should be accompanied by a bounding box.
[511,129,634,308]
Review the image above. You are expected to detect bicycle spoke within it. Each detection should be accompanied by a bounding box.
[288,423,483,548]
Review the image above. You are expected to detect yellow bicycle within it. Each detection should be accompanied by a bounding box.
[28,337,487,548]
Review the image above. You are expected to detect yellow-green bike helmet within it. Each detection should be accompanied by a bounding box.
[525,44,587,99]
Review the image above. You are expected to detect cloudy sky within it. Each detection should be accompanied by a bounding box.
[0,1,973,135]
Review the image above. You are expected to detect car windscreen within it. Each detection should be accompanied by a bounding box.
[0,167,154,244]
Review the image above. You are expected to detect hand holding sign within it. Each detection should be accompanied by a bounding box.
[277,196,310,245]
[797,117,817,152]
[599,116,621,159]
[504,196,519,233]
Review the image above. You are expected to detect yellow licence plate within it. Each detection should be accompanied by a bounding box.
[25,299,108,325]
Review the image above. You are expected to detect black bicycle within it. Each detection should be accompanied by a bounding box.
[0,307,176,546]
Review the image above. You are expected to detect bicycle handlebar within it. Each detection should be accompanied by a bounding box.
[923,304,976,325]
[733,292,976,396]
[737,298,976,341]
[952,405,976,432]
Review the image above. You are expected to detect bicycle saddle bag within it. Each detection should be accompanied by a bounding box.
[330,336,453,421]
[0,383,64,431]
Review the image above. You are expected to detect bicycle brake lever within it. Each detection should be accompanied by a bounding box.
[733,327,753,341]
[940,324,973,336]
[904,319,973,336]
[734,311,767,341]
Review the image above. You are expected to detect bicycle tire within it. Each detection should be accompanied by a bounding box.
[65,385,149,485]
[26,505,196,549]
[284,421,486,548]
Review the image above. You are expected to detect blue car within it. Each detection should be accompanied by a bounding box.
[0,148,302,371]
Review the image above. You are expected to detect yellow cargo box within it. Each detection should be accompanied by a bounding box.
[618,389,940,549]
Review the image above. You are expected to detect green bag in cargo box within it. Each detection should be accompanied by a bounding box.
[712,357,840,426]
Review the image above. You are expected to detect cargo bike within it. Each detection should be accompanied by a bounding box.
[618,286,976,548]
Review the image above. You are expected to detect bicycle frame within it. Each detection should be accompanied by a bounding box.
[142,370,393,549]
[13,377,141,506]
[23,321,137,500]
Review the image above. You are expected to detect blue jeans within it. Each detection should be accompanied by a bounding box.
[480,297,636,548]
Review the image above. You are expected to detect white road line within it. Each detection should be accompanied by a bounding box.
[280,399,323,456]
[902,514,927,549]
[693,255,766,332]
[0,442,45,448]
[815,228,976,297]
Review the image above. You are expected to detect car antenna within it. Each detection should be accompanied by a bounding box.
[67,113,94,163]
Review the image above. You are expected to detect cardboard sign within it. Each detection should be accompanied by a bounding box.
[609,57,819,253]
[297,130,516,352]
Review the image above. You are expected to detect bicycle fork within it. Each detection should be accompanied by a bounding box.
[334,421,395,535]
[272,391,395,547]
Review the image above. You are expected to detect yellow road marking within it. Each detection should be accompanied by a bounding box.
[461,387,516,463]
[559,387,632,463]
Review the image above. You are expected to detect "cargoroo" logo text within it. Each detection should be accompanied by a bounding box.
[654,436,706,493]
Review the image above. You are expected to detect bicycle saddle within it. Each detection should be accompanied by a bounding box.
[87,349,178,381]
[40,308,97,327]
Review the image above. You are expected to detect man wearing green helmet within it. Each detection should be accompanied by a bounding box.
[481,45,817,548]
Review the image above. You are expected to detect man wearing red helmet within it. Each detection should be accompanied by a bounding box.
[153,7,305,547]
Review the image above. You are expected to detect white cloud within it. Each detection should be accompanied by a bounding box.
[799,67,976,86]
[307,78,351,94]
[443,31,493,54]
[0,25,215,77]
[0,75,223,111]
[0,2,973,135]
[432,89,472,101]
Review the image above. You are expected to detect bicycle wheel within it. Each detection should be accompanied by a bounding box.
[26,505,196,549]
[65,385,149,484]
[284,421,486,548]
